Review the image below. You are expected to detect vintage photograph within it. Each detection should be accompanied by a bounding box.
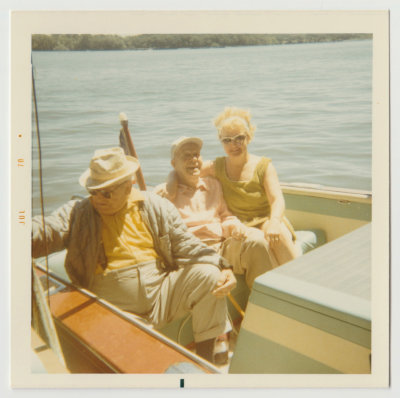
[9,10,390,389]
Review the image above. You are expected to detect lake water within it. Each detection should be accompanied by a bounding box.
[32,40,372,215]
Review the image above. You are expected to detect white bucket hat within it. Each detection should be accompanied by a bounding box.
[171,136,203,160]
[79,147,140,190]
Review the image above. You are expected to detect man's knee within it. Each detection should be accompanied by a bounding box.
[189,263,221,291]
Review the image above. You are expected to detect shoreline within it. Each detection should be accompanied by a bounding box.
[32,33,372,52]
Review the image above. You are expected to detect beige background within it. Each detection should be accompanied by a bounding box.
[8,7,390,391]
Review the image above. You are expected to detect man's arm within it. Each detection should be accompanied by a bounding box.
[153,183,170,200]
[32,200,76,258]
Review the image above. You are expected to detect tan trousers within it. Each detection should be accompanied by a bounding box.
[91,260,231,342]
[221,227,279,288]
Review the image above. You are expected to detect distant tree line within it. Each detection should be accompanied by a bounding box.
[32,34,372,51]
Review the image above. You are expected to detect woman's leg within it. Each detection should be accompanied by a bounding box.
[222,227,278,288]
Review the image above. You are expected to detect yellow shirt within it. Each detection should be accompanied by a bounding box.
[95,189,158,273]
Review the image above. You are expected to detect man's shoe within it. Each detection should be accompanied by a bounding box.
[196,335,230,365]
[213,335,229,365]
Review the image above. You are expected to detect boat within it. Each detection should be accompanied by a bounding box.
[32,179,372,375]
[30,105,373,375]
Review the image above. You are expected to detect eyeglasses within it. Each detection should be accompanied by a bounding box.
[220,134,247,145]
[88,180,127,199]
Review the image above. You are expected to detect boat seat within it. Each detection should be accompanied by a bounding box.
[295,229,327,254]
[34,228,326,346]
[36,228,325,280]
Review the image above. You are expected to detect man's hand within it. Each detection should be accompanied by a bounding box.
[212,269,236,297]
[230,224,248,240]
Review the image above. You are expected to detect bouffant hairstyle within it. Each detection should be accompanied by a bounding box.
[213,107,256,142]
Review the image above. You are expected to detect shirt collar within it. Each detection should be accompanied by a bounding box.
[178,178,208,192]
[126,188,145,209]
[197,179,208,191]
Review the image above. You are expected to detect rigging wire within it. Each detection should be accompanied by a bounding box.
[31,57,51,306]
[31,61,67,368]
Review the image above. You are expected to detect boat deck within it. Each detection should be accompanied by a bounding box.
[230,223,371,374]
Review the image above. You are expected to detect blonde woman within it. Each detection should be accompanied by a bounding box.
[203,107,300,265]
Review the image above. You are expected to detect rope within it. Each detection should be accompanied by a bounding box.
[31,58,51,306]
[177,314,192,345]
[31,57,67,369]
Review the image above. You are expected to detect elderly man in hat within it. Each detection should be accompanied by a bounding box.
[32,147,236,364]
[155,137,278,289]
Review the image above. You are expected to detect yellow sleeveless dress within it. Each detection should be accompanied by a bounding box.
[214,156,295,239]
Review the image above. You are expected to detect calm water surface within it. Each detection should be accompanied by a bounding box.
[32,40,372,215]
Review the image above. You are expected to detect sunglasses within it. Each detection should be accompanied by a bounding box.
[88,180,127,199]
[220,134,247,145]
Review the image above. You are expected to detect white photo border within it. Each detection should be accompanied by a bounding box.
[9,8,390,390]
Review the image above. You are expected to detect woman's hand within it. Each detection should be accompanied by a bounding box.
[212,269,237,297]
[200,160,216,178]
[262,217,282,247]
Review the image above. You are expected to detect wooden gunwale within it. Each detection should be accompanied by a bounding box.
[34,264,219,374]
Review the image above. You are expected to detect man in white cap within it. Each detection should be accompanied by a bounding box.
[155,137,278,288]
[155,137,279,364]
[32,147,236,364]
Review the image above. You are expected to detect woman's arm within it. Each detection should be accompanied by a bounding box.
[261,162,286,244]
[200,160,216,177]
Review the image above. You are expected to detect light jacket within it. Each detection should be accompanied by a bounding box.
[32,191,225,289]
